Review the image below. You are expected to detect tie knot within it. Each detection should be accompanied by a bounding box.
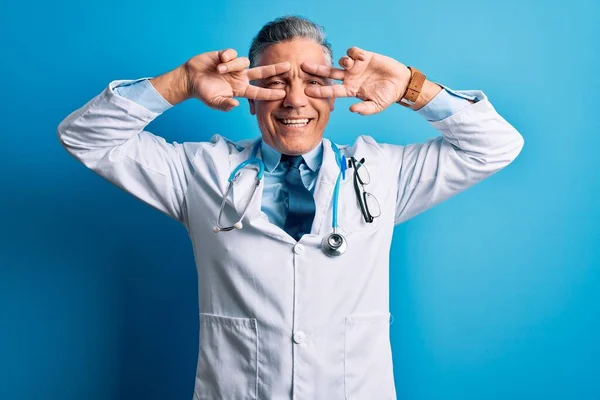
[281,154,304,169]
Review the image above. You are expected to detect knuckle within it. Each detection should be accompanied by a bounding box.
[222,48,236,61]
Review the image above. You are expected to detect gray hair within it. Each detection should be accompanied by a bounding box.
[249,16,333,68]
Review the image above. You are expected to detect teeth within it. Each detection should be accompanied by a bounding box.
[280,118,310,126]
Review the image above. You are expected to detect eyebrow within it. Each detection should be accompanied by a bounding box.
[263,73,327,84]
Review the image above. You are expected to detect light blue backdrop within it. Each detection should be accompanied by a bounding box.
[1,0,599,399]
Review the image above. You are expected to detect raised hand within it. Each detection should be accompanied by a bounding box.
[301,47,411,115]
[184,49,291,111]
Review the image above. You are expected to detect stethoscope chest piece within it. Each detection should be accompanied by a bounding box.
[321,232,347,257]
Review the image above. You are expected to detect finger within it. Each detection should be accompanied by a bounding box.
[217,56,250,73]
[247,61,291,80]
[212,96,239,111]
[222,98,239,111]
[347,46,366,61]
[349,100,381,115]
[218,48,238,64]
[305,84,352,99]
[301,62,345,81]
[242,85,287,101]
[338,56,355,70]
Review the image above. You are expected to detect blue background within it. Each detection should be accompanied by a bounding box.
[1,0,599,399]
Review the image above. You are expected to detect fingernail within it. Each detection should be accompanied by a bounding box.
[218,65,227,73]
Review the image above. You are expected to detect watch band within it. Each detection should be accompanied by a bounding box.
[397,66,426,108]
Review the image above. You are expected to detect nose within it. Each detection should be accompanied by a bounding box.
[283,82,308,109]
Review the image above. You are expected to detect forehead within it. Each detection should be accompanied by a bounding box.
[257,38,327,67]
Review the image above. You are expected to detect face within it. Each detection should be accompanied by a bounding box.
[249,38,335,156]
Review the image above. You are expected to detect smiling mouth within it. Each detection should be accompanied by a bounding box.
[276,118,314,128]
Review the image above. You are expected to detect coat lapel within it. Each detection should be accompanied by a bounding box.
[311,138,343,236]
[228,142,295,244]
[228,144,258,219]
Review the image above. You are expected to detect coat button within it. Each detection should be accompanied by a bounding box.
[293,331,306,344]
[293,244,304,254]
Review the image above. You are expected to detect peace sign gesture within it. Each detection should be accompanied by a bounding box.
[184,49,292,111]
[301,46,411,115]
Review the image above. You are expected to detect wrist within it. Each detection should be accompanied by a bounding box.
[410,80,443,110]
[149,65,191,106]
[396,66,427,109]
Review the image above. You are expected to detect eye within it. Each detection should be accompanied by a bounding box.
[267,81,285,87]
[308,80,322,85]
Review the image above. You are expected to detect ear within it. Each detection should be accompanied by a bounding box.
[248,99,256,115]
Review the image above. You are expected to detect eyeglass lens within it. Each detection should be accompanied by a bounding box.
[364,192,381,218]
[356,161,370,185]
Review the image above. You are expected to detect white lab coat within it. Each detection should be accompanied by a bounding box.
[57,79,524,400]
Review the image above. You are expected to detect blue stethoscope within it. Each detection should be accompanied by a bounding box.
[212,139,348,257]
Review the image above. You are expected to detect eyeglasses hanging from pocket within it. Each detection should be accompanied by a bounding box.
[349,157,381,223]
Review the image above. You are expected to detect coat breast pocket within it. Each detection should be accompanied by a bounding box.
[344,313,395,400]
[194,313,259,400]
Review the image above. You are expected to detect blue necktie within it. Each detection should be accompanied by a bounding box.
[282,155,316,241]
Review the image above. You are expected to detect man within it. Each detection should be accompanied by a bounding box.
[58,15,523,400]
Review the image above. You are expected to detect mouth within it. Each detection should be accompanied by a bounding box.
[275,118,314,129]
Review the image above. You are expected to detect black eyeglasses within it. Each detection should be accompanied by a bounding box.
[349,157,381,223]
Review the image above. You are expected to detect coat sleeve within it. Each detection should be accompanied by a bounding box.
[57,79,197,224]
[379,90,524,225]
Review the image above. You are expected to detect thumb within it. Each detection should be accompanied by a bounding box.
[212,96,239,111]
[349,100,381,115]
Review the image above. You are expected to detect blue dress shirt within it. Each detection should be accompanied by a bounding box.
[113,78,477,230]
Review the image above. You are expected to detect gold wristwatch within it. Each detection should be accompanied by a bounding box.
[397,66,426,108]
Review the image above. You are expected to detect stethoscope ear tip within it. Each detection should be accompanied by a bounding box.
[234,222,243,230]
[212,226,220,233]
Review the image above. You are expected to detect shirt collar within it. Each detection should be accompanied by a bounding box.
[260,139,323,173]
